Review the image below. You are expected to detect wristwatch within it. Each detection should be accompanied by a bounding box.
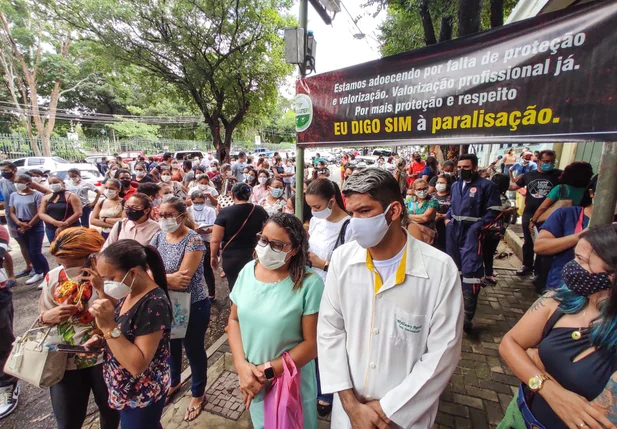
[528,374,550,392]
[104,327,122,340]
[323,262,329,272]
[264,361,275,380]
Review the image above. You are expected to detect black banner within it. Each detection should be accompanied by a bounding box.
[295,1,617,147]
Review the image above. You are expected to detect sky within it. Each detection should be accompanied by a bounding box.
[283,0,384,95]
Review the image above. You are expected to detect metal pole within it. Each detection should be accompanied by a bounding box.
[590,141,617,226]
[294,0,308,221]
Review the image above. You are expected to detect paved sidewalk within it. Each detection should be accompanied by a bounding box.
[163,246,539,429]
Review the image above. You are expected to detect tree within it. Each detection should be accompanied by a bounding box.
[53,0,294,162]
[0,0,95,155]
[107,118,160,140]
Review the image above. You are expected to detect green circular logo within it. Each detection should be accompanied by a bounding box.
[294,94,313,133]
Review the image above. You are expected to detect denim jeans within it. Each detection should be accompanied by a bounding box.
[118,394,166,429]
[50,365,119,429]
[81,205,92,229]
[169,298,211,397]
[0,288,16,388]
[203,244,215,297]
[17,222,49,274]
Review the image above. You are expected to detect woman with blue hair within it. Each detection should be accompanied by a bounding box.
[499,224,617,429]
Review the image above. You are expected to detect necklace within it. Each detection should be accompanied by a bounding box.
[571,308,588,340]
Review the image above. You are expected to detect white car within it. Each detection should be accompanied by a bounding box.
[50,166,104,187]
[12,156,94,176]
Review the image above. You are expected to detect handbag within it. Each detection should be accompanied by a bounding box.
[264,352,303,429]
[3,319,67,388]
[169,290,191,340]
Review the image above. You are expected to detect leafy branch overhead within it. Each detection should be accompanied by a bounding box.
[51,0,294,161]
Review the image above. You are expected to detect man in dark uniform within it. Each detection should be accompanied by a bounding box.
[446,154,501,332]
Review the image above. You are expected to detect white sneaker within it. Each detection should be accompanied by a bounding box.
[0,384,19,420]
[26,273,44,285]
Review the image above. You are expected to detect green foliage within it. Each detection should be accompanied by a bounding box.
[377,0,519,56]
[51,0,295,160]
[107,119,160,140]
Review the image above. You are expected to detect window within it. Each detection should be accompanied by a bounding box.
[52,157,68,163]
[29,158,45,166]
[13,159,25,167]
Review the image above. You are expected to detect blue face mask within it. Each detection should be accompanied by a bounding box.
[192,204,205,211]
[271,188,284,198]
[541,163,555,172]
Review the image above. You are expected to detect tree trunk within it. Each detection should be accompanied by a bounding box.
[458,0,482,37]
[418,0,437,46]
[490,0,504,28]
[438,16,454,42]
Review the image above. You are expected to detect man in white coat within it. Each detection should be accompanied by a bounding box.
[317,167,463,429]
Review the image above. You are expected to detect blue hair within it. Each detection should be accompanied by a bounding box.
[553,285,617,352]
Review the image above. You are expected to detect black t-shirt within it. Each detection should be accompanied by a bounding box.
[133,175,156,184]
[215,203,269,252]
[515,169,562,214]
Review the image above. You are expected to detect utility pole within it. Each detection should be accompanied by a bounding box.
[294,0,308,220]
[590,142,617,226]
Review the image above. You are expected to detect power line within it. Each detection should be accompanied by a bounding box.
[339,1,377,52]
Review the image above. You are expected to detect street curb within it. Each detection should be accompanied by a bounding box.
[505,228,524,263]
[179,333,228,385]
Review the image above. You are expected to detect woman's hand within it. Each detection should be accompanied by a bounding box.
[541,381,616,429]
[308,252,326,270]
[80,266,104,296]
[211,256,219,270]
[167,270,191,290]
[237,360,265,408]
[41,305,78,324]
[81,334,104,353]
[88,299,117,333]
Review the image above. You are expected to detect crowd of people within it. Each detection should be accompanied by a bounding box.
[0,146,615,429]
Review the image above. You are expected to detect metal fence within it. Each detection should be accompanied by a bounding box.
[0,134,295,162]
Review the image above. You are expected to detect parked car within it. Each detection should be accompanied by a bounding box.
[85,155,115,165]
[12,156,88,175]
[49,165,104,187]
[173,150,205,161]
[118,151,143,162]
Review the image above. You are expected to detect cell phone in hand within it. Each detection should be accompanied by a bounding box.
[82,254,97,279]
[54,344,100,354]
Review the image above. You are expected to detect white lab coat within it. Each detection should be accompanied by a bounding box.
[317,232,463,429]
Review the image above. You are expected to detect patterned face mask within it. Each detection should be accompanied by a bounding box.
[562,259,612,296]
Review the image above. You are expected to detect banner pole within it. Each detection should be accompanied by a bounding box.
[590,141,617,226]
[295,0,308,221]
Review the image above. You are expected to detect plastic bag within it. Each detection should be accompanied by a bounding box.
[263,352,303,429]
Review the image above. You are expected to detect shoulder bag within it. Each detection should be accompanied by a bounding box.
[222,204,256,253]
[4,319,67,388]
[537,185,572,223]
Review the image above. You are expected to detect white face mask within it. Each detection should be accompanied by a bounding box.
[350,203,392,249]
[50,183,63,193]
[436,183,447,193]
[162,193,174,202]
[71,177,80,184]
[255,244,290,271]
[15,183,27,192]
[104,189,118,199]
[104,271,135,300]
[135,171,145,178]
[152,197,161,207]
[210,167,218,173]
[312,200,333,220]
[32,177,43,183]
[415,190,428,199]
[198,184,209,191]
[161,175,171,183]
[258,177,267,185]
[159,216,182,233]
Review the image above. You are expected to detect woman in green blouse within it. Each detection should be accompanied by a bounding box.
[228,213,324,429]
[406,179,439,244]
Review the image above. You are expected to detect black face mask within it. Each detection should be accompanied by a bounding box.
[1,171,14,180]
[125,208,145,222]
[562,259,612,297]
[414,157,422,162]
[459,169,475,182]
[120,179,132,188]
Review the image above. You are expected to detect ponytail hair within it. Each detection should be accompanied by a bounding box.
[306,178,345,211]
[100,239,169,298]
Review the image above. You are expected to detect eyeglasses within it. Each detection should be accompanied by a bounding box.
[158,212,182,220]
[256,233,291,253]
[540,159,554,164]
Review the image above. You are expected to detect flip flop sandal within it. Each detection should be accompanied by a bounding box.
[165,384,181,405]
[317,401,332,417]
[184,398,206,422]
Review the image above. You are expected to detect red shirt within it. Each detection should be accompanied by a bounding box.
[407,161,426,186]
[121,186,137,201]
